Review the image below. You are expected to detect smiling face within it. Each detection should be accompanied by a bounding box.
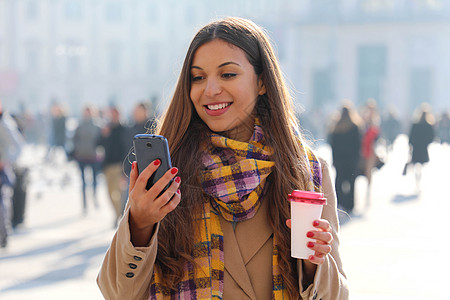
[190,39,266,142]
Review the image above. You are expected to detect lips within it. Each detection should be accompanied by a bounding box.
[204,102,231,116]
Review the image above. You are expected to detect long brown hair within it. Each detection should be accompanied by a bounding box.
[156,17,311,298]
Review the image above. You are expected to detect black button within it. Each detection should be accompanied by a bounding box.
[133,256,142,261]
[129,263,137,269]
[125,272,135,278]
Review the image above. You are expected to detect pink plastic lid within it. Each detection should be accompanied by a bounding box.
[288,190,327,205]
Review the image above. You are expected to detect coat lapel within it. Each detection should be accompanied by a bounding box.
[235,198,272,265]
[220,198,273,299]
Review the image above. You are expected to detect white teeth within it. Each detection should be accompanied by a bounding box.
[207,103,230,110]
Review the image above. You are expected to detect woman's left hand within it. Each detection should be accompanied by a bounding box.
[286,219,333,265]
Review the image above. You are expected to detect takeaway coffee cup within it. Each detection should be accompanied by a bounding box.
[288,190,327,259]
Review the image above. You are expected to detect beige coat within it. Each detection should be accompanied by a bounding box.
[97,159,349,299]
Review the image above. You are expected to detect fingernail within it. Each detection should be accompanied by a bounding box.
[307,231,314,238]
[131,162,135,170]
[175,176,181,183]
[177,189,181,194]
[313,220,320,227]
[307,242,314,248]
[309,255,315,261]
[153,159,161,166]
[170,167,178,174]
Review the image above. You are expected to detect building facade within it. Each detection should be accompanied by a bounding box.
[284,0,450,123]
[0,0,449,124]
[0,0,288,115]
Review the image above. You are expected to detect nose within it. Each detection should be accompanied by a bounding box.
[204,78,222,98]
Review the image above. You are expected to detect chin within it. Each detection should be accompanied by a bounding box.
[208,126,231,134]
[202,120,229,133]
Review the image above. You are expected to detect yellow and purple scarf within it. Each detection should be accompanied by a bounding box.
[149,122,322,299]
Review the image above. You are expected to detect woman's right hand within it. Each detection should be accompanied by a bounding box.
[128,159,181,246]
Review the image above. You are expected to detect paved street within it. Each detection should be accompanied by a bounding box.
[0,146,116,300]
[1,135,449,299]
[327,135,450,300]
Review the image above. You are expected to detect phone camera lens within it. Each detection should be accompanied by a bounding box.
[146,142,152,148]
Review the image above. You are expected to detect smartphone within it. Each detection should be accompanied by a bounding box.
[133,134,172,190]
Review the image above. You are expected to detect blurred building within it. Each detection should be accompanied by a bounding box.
[0,0,289,115]
[284,0,450,122]
[0,0,449,122]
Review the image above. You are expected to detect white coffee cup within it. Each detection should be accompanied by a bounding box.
[288,190,327,259]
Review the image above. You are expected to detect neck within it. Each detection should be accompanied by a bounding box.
[225,127,253,142]
[224,117,255,142]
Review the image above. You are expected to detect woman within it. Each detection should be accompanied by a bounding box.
[72,106,101,215]
[98,17,348,299]
[329,102,362,215]
[408,104,435,190]
[360,98,381,204]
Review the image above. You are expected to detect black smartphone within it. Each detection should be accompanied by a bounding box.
[133,134,172,190]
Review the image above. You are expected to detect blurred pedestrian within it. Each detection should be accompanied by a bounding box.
[436,111,450,145]
[47,101,68,163]
[72,106,102,215]
[98,106,128,226]
[360,98,381,204]
[124,102,155,175]
[329,101,363,215]
[0,100,25,247]
[0,162,13,248]
[408,103,435,191]
[381,106,402,153]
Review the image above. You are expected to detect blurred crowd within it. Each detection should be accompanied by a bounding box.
[325,99,449,216]
[1,97,449,248]
[0,99,156,248]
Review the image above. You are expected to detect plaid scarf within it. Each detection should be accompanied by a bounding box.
[149,122,322,299]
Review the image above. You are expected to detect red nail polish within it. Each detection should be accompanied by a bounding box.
[307,242,314,248]
[131,162,135,170]
[175,176,181,183]
[307,231,314,238]
[153,159,161,166]
[309,255,315,261]
[313,220,320,227]
[170,167,178,174]
[177,189,181,194]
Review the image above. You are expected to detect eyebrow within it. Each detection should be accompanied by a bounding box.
[191,61,241,70]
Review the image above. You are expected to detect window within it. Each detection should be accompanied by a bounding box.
[26,45,40,71]
[410,68,433,112]
[68,55,80,74]
[185,5,196,25]
[65,0,82,20]
[108,44,122,73]
[146,43,158,74]
[408,36,435,67]
[147,3,159,25]
[26,0,39,20]
[106,2,123,22]
[357,45,387,105]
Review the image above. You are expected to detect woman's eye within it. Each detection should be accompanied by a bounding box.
[222,73,237,79]
[191,75,204,82]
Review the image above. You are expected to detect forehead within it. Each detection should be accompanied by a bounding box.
[191,39,248,66]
